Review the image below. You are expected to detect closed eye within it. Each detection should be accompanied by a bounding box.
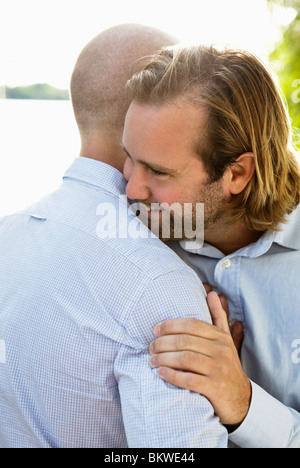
[149,167,167,176]
[121,142,176,178]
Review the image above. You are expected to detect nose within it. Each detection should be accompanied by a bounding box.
[125,166,151,202]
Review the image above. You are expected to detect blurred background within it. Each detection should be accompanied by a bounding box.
[0,0,299,217]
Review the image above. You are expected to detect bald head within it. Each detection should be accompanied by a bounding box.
[70,24,178,165]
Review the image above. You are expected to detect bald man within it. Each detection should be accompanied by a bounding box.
[0,25,227,448]
[70,23,178,171]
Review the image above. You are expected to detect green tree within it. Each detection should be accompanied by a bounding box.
[6,83,69,100]
[268,0,300,146]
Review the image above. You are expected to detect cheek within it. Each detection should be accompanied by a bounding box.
[154,184,183,206]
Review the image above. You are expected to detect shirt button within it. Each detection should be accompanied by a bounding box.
[222,259,231,269]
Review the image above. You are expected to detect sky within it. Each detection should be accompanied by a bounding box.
[1,0,296,89]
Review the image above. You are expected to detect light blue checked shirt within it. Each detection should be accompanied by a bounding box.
[0,157,227,448]
[170,205,300,448]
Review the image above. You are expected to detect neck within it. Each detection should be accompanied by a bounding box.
[80,136,126,173]
[204,220,264,256]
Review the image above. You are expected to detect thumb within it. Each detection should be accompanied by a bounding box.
[207,291,230,333]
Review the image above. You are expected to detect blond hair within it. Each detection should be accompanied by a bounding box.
[126,45,300,232]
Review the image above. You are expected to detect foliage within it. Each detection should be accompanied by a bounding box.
[269,0,300,7]
[6,83,69,100]
[268,0,300,147]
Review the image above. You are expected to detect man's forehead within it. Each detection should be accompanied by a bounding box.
[124,101,206,144]
[126,99,204,119]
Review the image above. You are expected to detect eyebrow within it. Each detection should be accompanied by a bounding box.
[121,142,178,175]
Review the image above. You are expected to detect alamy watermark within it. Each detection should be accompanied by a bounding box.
[96,195,204,250]
[291,339,300,364]
[0,339,6,364]
[292,79,300,104]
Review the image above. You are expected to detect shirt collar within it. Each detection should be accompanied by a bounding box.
[180,204,300,259]
[273,204,300,251]
[63,157,127,196]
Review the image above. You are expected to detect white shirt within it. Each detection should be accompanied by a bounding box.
[169,205,300,448]
[0,157,227,448]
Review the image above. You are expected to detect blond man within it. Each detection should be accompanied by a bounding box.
[122,45,300,448]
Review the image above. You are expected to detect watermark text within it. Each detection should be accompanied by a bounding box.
[0,340,6,364]
[96,196,204,250]
[291,339,300,364]
[292,79,300,104]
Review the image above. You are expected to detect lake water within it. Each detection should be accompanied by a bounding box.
[0,99,80,217]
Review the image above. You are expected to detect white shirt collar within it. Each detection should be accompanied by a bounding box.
[180,205,300,258]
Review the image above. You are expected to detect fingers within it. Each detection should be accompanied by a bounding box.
[153,290,244,361]
[203,283,212,294]
[153,292,230,342]
[203,284,229,320]
[206,291,230,334]
[150,333,216,357]
[150,350,212,375]
[156,367,207,394]
[154,317,223,341]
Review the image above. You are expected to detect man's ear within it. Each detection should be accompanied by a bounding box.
[227,153,255,195]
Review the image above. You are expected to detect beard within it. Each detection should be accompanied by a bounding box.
[132,178,227,243]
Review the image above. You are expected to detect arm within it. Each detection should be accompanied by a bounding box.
[114,270,228,448]
[150,292,300,447]
[150,292,251,426]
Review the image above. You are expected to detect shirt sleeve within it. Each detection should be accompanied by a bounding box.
[229,381,300,448]
[114,268,228,448]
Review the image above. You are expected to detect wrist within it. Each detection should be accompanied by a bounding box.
[222,377,252,427]
[231,378,252,428]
